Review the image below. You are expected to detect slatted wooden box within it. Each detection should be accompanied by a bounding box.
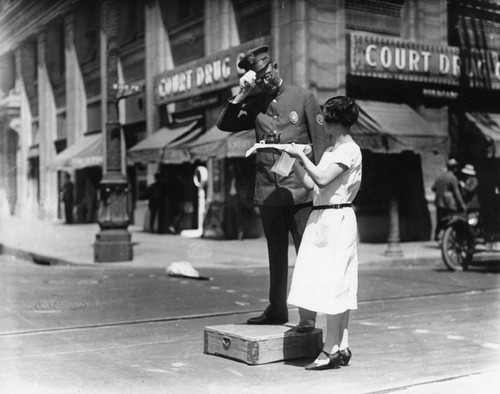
[204,324,323,365]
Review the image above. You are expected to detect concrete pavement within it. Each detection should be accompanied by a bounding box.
[0,214,442,269]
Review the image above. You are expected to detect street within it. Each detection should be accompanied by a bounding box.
[0,254,499,393]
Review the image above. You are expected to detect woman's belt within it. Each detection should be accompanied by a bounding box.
[312,203,352,210]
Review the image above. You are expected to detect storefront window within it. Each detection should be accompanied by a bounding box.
[232,0,271,43]
[0,53,15,95]
[448,0,500,50]
[118,0,145,46]
[346,0,403,36]
[75,0,99,64]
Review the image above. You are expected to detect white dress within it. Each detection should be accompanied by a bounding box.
[287,140,362,315]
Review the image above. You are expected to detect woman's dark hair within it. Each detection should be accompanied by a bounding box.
[323,96,359,127]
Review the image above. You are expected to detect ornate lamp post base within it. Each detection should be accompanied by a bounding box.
[384,195,404,258]
[95,228,133,262]
[94,174,133,262]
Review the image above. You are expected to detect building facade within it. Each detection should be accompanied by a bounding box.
[1,0,499,241]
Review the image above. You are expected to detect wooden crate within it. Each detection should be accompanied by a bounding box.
[204,324,323,365]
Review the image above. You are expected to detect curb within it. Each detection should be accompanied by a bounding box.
[362,256,443,269]
[1,241,443,269]
[0,243,76,266]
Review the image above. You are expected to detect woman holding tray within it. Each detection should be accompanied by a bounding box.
[285,96,362,371]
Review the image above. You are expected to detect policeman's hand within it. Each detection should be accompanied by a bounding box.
[233,71,256,103]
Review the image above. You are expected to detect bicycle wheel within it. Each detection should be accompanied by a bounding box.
[441,225,473,271]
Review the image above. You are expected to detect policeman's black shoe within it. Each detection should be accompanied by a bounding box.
[305,350,342,371]
[296,318,316,333]
[340,348,352,366]
[246,312,288,325]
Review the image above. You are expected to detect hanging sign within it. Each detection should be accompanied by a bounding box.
[349,32,500,90]
[155,38,270,105]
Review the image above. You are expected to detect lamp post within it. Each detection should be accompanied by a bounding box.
[94,0,134,262]
[384,156,403,258]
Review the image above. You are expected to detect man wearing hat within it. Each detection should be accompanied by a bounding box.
[217,45,328,331]
[459,164,480,212]
[432,158,467,240]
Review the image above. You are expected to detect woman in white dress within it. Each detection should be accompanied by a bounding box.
[285,96,362,371]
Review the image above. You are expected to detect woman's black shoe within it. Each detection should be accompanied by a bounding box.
[305,350,342,371]
[340,348,352,366]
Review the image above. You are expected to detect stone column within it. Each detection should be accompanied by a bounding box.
[204,0,239,54]
[311,0,346,101]
[403,0,448,44]
[271,0,307,87]
[94,0,133,262]
[271,0,345,100]
[64,11,87,146]
[144,0,174,182]
[37,28,58,220]
[14,46,32,218]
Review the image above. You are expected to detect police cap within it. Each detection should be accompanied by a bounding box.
[238,45,271,73]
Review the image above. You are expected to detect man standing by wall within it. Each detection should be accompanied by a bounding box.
[61,172,74,224]
[147,172,167,234]
[217,45,328,332]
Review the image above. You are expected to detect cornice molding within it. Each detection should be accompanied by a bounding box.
[0,0,77,55]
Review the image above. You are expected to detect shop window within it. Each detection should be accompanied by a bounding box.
[30,39,38,84]
[31,120,39,147]
[160,0,205,65]
[56,111,66,141]
[448,0,500,50]
[46,19,66,106]
[75,0,99,64]
[118,0,145,47]
[0,53,15,95]
[232,0,271,43]
[346,0,403,36]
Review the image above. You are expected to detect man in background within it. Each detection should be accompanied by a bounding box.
[61,172,74,224]
[147,172,166,234]
[432,158,467,240]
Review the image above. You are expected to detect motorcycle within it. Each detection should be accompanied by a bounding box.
[440,211,479,271]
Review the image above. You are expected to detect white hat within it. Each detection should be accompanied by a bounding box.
[461,164,476,176]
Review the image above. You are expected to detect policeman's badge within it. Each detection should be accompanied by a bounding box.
[316,114,324,125]
[289,111,299,125]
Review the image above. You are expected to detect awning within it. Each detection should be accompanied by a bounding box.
[50,134,102,171]
[127,121,202,164]
[162,126,255,164]
[352,100,449,154]
[464,112,500,158]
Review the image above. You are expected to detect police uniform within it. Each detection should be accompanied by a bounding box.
[217,46,328,324]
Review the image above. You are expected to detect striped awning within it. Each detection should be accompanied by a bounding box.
[352,100,449,154]
[50,133,102,170]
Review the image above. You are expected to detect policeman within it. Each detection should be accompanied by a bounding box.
[217,45,328,332]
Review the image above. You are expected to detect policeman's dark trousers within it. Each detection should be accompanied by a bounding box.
[259,204,317,322]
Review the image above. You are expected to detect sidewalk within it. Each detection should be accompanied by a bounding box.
[0,214,441,269]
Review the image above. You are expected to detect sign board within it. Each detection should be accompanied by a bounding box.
[155,38,270,105]
[349,32,500,90]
